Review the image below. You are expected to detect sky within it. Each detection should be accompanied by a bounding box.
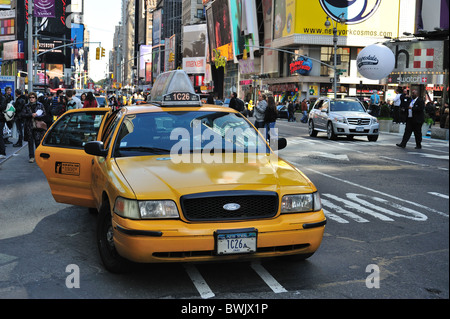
[83,0,122,82]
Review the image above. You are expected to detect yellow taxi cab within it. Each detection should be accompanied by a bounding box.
[36,70,326,273]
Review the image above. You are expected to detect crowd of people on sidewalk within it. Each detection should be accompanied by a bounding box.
[0,88,107,162]
[2,85,449,162]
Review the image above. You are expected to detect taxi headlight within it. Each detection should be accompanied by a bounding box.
[281,192,322,213]
[139,200,179,219]
[114,197,179,219]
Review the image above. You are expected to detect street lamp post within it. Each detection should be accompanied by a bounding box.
[325,14,346,99]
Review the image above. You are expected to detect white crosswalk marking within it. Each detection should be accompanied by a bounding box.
[321,193,432,224]
[184,264,215,299]
[251,261,288,294]
[428,192,449,199]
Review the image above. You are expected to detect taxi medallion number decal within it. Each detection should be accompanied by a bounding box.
[164,92,199,102]
[215,228,257,255]
[55,162,80,176]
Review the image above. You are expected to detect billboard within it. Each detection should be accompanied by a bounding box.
[229,0,260,61]
[262,0,278,73]
[152,9,162,47]
[273,0,401,41]
[206,0,233,62]
[139,45,152,79]
[182,24,207,74]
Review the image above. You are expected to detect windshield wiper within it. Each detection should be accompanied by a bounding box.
[118,146,171,154]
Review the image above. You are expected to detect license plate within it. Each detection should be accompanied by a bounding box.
[356,126,364,132]
[215,228,257,255]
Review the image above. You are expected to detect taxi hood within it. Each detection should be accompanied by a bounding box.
[115,154,314,200]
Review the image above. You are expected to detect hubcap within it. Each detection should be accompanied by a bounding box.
[106,226,115,248]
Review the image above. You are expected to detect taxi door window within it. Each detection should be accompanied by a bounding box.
[102,112,123,149]
[43,111,106,148]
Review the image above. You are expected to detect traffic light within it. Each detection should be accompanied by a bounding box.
[96,47,100,60]
[101,47,105,58]
[168,52,175,62]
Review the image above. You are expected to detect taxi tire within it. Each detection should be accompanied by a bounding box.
[97,201,130,273]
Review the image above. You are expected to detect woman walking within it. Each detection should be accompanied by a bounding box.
[265,96,278,143]
[21,92,47,163]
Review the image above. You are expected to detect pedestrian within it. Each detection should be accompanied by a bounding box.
[392,87,402,123]
[425,100,435,128]
[83,92,98,108]
[399,88,410,124]
[50,89,65,119]
[13,89,27,147]
[287,99,295,122]
[70,90,83,109]
[206,93,214,104]
[264,96,278,143]
[21,92,47,163]
[0,91,7,159]
[66,90,77,110]
[300,99,308,123]
[254,94,267,130]
[369,90,380,117]
[396,89,425,150]
[39,93,53,129]
[2,87,14,145]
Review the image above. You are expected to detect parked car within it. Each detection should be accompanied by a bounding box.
[308,97,379,141]
[35,70,326,273]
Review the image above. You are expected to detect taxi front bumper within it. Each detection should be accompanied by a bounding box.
[112,212,326,263]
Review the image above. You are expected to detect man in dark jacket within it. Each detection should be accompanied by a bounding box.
[396,89,425,149]
[13,89,27,147]
[0,92,6,158]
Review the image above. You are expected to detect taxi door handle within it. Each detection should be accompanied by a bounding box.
[40,153,50,159]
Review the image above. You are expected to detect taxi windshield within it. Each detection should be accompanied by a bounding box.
[113,111,269,157]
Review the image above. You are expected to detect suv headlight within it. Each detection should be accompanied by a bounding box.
[333,116,346,123]
[371,117,379,124]
[114,197,179,219]
[281,192,322,213]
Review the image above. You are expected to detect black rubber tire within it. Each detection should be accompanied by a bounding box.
[97,200,130,273]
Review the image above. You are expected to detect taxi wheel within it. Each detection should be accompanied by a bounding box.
[97,201,130,273]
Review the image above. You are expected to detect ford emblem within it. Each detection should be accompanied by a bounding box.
[223,203,241,211]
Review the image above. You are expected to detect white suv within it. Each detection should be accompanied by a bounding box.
[308,98,379,142]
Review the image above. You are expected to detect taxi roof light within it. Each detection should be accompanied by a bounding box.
[150,70,201,107]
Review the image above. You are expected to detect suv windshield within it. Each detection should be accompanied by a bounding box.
[330,100,366,112]
[113,111,269,157]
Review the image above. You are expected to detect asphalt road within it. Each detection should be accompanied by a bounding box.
[0,119,448,304]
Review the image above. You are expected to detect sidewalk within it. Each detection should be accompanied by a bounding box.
[0,136,28,165]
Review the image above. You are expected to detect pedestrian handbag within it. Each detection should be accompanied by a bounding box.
[33,119,48,130]
[2,102,15,121]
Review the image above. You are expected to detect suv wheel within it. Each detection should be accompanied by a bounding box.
[368,135,379,142]
[308,120,318,137]
[327,122,337,140]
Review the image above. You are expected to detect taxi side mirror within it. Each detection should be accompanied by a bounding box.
[84,141,108,157]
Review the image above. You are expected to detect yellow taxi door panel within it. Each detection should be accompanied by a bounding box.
[36,109,109,208]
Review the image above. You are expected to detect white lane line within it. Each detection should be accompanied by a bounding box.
[303,167,449,218]
[184,264,215,299]
[251,261,288,294]
[428,192,449,199]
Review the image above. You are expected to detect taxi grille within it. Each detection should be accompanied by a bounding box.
[180,191,279,221]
